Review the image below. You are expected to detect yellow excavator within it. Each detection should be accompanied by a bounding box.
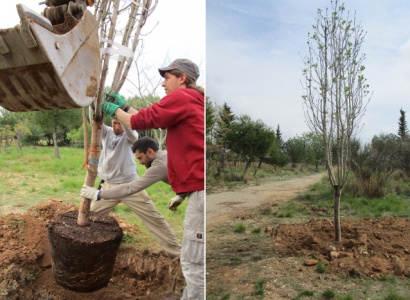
[0,0,100,112]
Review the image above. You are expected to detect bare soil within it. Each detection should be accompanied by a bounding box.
[207,173,324,226]
[206,173,410,299]
[0,200,184,300]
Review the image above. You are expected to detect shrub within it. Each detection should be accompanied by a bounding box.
[234,223,245,233]
[322,289,336,299]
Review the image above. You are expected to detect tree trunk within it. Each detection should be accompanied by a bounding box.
[82,107,89,156]
[77,116,103,226]
[333,185,341,242]
[53,128,60,159]
[241,159,251,182]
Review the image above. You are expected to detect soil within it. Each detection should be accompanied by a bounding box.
[0,200,184,300]
[206,173,410,299]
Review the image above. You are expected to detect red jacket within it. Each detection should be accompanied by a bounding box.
[130,88,204,193]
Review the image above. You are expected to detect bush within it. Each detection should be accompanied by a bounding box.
[322,289,336,299]
[234,223,245,233]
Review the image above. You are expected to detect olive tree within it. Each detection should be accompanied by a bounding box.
[225,115,275,182]
[301,0,372,241]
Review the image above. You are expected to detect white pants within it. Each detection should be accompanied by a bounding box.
[180,190,204,300]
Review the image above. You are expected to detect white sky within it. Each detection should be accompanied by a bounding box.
[0,0,205,98]
[207,0,410,142]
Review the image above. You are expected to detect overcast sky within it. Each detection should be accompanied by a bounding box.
[0,0,205,98]
[207,0,410,142]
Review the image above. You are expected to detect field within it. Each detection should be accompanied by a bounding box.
[0,146,186,299]
[206,166,410,300]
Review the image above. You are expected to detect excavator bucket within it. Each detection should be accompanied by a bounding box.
[0,3,100,112]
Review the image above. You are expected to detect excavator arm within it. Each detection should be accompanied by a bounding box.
[0,0,100,112]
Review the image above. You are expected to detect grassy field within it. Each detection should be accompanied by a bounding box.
[0,145,186,251]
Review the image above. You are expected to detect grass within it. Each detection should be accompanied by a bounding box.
[0,145,185,251]
[316,260,327,274]
[276,176,410,220]
[252,279,266,296]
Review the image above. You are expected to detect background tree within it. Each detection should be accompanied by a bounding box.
[14,121,32,154]
[266,138,290,171]
[396,108,410,176]
[213,102,236,177]
[26,109,82,158]
[225,115,275,182]
[350,134,400,197]
[301,132,325,171]
[283,136,306,168]
[301,0,372,241]
[206,98,216,141]
[276,124,284,149]
[0,108,18,128]
[397,108,408,141]
[0,125,15,154]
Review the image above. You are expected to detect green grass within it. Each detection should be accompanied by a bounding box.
[0,145,185,251]
[234,223,246,233]
[277,176,410,220]
[316,260,327,274]
[294,290,314,300]
[251,279,266,296]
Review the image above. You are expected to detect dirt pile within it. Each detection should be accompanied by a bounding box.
[0,200,184,300]
[272,217,410,279]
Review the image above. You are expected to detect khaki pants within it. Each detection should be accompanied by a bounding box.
[181,190,204,300]
[90,181,181,257]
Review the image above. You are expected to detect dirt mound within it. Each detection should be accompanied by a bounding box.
[0,201,184,300]
[272,217,410,279]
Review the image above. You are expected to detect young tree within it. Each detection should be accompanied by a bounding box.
[78,0,158,226]
[301,0,372,241]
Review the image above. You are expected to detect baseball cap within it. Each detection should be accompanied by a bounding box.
[158,58,200,81]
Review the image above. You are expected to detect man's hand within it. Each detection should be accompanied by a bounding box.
[80,185,100,201]
[102,102,120,118]
[168,195,184,211]
[107,93,127,108]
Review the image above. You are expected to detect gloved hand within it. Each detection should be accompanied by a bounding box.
[102,102,120,118]
[168,195,184,211]
[107,92,127,108]
[80,185,101,201]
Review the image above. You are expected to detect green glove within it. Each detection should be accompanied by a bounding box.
[102,102,120,118]
[107,93,127,108]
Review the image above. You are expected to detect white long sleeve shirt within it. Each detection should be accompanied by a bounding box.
[97,123,138,183]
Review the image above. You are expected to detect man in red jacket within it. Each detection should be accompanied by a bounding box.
[102,58,204,300]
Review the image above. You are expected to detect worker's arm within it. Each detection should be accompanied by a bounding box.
[121,120,138,142]
[80,158,167,200]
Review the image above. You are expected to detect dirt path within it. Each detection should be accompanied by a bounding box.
[206,173,325,226]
